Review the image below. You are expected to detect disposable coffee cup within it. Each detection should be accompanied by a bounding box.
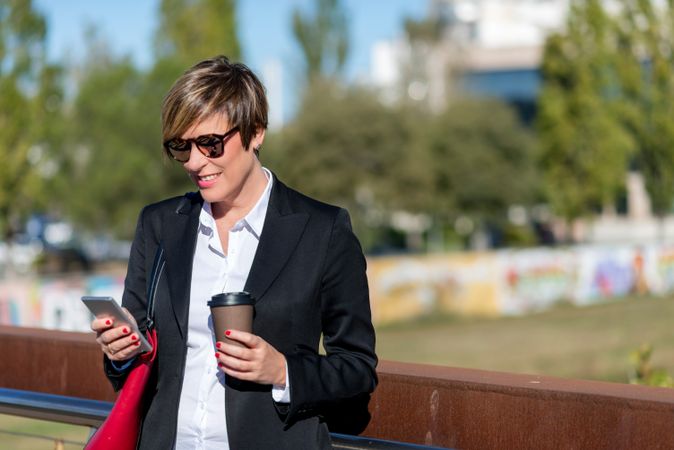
[208,291,255,347]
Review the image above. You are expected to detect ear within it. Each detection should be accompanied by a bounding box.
[251,128,266,150]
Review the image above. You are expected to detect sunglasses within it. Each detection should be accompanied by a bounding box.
[163,126,239,162]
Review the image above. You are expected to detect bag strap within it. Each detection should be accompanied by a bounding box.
[145,246,165,331]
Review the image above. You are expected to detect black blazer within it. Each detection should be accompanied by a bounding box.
[105,176,378,450]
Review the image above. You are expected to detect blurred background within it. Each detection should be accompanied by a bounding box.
[2,0,674,393]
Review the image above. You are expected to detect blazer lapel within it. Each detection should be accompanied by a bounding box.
[163,193,202,340]
[160,179,307,336]
[244,179,309,304]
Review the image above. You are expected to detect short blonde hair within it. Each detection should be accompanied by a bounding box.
[161,55,268,154]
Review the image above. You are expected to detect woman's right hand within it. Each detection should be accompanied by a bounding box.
[91,307,144,362]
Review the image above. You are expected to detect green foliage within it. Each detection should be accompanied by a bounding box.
[291,0,349,82]
[0,0,47,76]
[537,0,635,221]
[7,0,539,249]
[267,81,538,250]
[63,38,193,237]
[155,0,240,66]
[425,98,538,223]
[613,0,674,216]
[0,0,64,237]
[404,15,444,43]
[629,343,674,388]
[53,0,241,238]
[539,0,674,221]
[267,80,422,217]
[65,51,188,237]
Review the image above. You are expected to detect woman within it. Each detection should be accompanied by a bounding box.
[91,55,377,449]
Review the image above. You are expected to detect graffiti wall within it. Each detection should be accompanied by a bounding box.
[368,253,501,323]
[2,244,674,329]
[367,244,674,324]
[0,273,124,331]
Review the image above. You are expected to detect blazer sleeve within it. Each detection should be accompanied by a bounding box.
[103,206,150,391]
[282,208,378,424]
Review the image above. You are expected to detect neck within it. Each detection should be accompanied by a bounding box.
[211,164,268,224]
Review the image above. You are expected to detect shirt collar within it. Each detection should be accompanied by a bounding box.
[241,167,273,238]
[198,167,273,240]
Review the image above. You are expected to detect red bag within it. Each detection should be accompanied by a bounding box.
[87,247,164,449]
[85,328,158,450]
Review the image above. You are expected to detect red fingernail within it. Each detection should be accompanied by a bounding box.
[105,320,111,326]
[131,335,137,341]
[123,327,129,334]
[216,342,221,348]
[134,341,140,346]
[218,362,223,367]
[215,353,219,358]
[225,330,231,336]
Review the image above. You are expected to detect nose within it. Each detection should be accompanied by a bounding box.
[182,143,207,170]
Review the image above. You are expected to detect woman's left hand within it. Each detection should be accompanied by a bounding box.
[215,330,287,386]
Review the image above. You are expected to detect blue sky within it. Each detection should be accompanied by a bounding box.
[33,0,427,79]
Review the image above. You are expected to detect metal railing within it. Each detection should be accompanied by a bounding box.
[0,387,445,450]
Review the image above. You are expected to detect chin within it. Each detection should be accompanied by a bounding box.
[200,186,233,204]
[199,189,219,202]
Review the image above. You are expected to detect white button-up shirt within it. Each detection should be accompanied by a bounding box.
[175,168,288,450]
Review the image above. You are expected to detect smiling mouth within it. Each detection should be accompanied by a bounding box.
[198,173,220,181]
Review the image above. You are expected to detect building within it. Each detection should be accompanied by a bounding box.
[369,0,569,121]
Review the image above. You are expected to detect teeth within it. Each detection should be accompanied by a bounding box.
[200,174,218,181]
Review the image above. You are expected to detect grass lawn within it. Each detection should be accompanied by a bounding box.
[375,295,674,383]
[0,414,90,449]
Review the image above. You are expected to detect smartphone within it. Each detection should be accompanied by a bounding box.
[81,296,153,353]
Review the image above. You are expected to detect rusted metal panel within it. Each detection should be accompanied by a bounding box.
[366,361,674,449]
[3,326,674,449]
[0,326,116,401]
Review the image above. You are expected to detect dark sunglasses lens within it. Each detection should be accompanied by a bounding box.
[166,140,190,162]
[195,136,224,158]
[167,139,190,152]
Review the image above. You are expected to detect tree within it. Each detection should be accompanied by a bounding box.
[539,0,674,226]
[614,0,674,217]
[266,81,537,250]
[268,81,415,210]
[155,0,240,66]
[424,98,538,228]
[61,0,242,238]
[0,0,65,238]
[537,0,634,224]
[66,46,175,237]
[400,8,458,112]
[265,81,428,248]
[63,29,196,238]
[291,0,349,82]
